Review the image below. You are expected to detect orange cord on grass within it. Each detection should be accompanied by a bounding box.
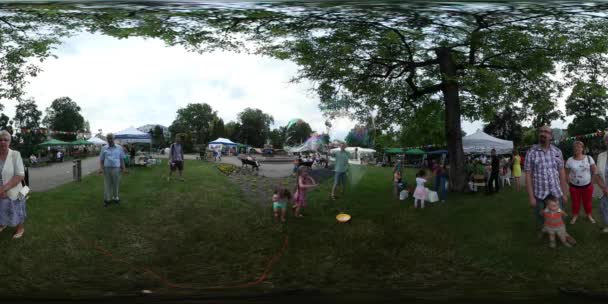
[72,228,289,291]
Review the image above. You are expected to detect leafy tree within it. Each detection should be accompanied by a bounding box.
[237,108,273,147]
[42,96,84,141]
[483,106,524,145]
[13,97,44,156]
[345,125,373,148]
[169,103,217,151]
[565,81,608,136]
[285,121,312,145]
[150,125,166,148]
[83,120,91,136]
[398,101,446,147]
[153,3,602,191]
[2,4,608,191]
[210,118,225,140]
[224,121,241,142]
[269,127,286,149]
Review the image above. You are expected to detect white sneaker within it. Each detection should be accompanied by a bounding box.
[602,227,608,233]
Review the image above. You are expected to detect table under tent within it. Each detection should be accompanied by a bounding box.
[113,127,157,166]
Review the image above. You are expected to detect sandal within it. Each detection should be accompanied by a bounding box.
[13,230,24,239]
[0,225,6,232]
[588,216,596,224]
[570,216,578,225]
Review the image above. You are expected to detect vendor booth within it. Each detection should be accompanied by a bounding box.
[462,130,513,155]
[114,127,156,166]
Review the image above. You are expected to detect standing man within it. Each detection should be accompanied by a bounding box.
[525,126,569,233]
[331,143,350,200]
[215,145,222,162]
[99,133,128,207]
[488,149,500,194]
[168,135,185,181]
[593,133,608,233]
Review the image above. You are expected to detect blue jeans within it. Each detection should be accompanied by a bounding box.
[434,176,446,200]
[534,196,564,225]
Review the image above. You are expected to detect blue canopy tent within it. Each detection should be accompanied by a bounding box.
[208,138,239,156]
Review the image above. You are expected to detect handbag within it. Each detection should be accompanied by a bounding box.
[427,190,439,203]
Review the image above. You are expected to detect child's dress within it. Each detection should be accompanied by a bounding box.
[294,176,312,208]
[542,207,567,236]
[413,177,427,200]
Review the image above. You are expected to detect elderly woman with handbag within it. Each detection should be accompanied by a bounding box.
[0,130,28,239]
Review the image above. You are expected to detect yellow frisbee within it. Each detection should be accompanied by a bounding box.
[336,213,351,223]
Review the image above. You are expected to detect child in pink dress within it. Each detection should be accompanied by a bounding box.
[413,169,428,209]
[293,166,318,218]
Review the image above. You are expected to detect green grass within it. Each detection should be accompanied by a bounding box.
[1,161,608,301]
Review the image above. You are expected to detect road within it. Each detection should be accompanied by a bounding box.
[28,156,102,192]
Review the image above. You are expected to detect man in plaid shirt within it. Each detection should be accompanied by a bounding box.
[525,126,570,228]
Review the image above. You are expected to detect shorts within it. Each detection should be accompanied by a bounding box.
[273,201,287,210]
[334,171,347,186]
[170,160,184,171]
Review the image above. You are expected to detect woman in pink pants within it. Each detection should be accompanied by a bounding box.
[565,141,597,224]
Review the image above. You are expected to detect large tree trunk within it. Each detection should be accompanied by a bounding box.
[436,47,467,192]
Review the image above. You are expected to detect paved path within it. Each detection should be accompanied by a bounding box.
[29,156,101,192]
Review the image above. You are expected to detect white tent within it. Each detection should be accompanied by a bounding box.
[114,127,152,143]
[330,147,376,165]
[87,137,107,146]
[208,138,238,146]
[462,129,513,154]
[330,147,376,155]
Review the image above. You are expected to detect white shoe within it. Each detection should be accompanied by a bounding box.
[602,227,608,233]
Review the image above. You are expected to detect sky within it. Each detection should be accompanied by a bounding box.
[2,31,573,142]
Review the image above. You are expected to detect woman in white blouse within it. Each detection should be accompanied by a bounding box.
[0,130,27,238]
[565,141,597,224]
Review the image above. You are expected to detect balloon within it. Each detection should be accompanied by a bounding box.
[287,118,304,129]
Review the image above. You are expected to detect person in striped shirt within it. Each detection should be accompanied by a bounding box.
[541,195,576,248]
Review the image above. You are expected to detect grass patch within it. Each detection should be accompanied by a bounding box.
[1,161,608,301]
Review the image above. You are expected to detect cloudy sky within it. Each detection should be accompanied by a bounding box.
[3,31,572,141]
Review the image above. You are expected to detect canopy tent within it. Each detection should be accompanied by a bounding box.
[330,147,376,154]
[426,150,448,155]
[114,127,152,143]
[385,148,406,154]
[37,139,69,147]
[69,139,93,146]
[209,138,238,146]
[87,137,107,146]
[462,129,513,154]
[405,148,426,155]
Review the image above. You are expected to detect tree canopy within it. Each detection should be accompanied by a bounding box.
[1,3,608,190]
[42,96,84,141]
[237,108,273,147]
[169,103,217,151]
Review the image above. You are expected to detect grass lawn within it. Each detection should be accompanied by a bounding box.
[1,160,608,301]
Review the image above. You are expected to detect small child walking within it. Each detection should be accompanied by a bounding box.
[413,169,428,209]
[293,166,318,218]
[272,187,291,223]
[393,169,402,199]
[541,195,576,248]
